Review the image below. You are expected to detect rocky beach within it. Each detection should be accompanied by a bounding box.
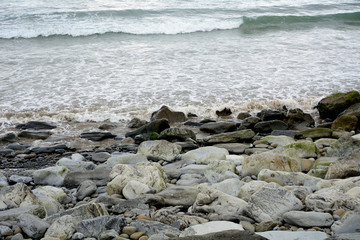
[0,90,360,240]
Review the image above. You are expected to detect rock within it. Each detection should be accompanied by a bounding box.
[80,131,116,141]
[16,121,56,130]
[56,157,96,172]
[332,115,358,131]
[316,91,360,120]
[182,146,228,164]
[285,108,315,130]
[295,128,333,139]
[126,119,170,139]
[130,220,181,237]
[168,230,266,240]
[107,162,167,195]
[92,152,111,163]
[256,231,328,240]
[240,117,260,129]
[212,143,250,154]
[284,185,313,201]
[9,175,32,184]
[278,140,319,159]
[346,186,360,199]
[0,148,14,156]
[216,108,232,117]
[105,153,148,167]
[122,180,154,199]
[352,133,360,141]
[260,135,295,146]
[156,186,199,207]
[0,132,17,143]
[283,211,333,227]
[31,144,68,154]
[151,106,186,123]
[45,215,76,239]
[0,183,40,209]
[191,186,248,219]
[0,205,46,221]
[203,130,255,143]
[174,141,198,151]
[127,118,148,128]
[99,229,119,240]
[18,130,52,140]
[315,138,337,147]
[325,150,360,179]
[18,213,50,239]
[200,122,237,134]
[331,211,360,234]
[0,171,8,187]
[179,221,243,237]
[241,152,301,177]
[270,130,298,137]
[137,140,181,162]
[77,216,126,239]
[33,166,70,186]
[159,128,196,141]
[210,178,245,197]
[176,174,207,186]
[75,180,97,201]
[257,109,285,121]
[32,188,64,216]
[238,181,268,201]
[326,135,360,158]
[204,160,237,183]
[257,169,321,187]
[246,183,303,222]
[63,167,111,187]
[340,102,360,117]
[254,120,288,133]
[123,226,137,236]
[0,225,12,237]
[111,199,149,215]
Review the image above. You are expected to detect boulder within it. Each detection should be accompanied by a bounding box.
[105,153,148,167]
[91,152,111,163]
[295,128,332,139]
[216,108,232,117]
[254,120,288,133]
[122,180,154,199]
[210,178,245,197]
[283,211,333,227]
[257,109,285,121]
[285,108,315,130]
[331,115,358,131]
[33,166,70,186]
[257,169,321,187]
[127,118,148,128]
[179,221,244,237]
[0,132,17,143]
[80,131,116,141]
[0,183,40,209]
[204,160,237,183]
[56,157,96,172]
[125,119,170,139]
[260,135,295,146]
[181,146,228,165]
[316,91,360,120]
[137,140,181,162]
[325,135,360,158]
[32,188,64,216]
[340,102,360,117]
[256,231,328,240]
[45,215,76,239]
[16,121,56,130]
[107,162,167,195]
[18,213,50,239]
[240,117,260,129]
[159,127,196,141]
[155,186,199,207]
[246,183,303,222]
[200,122,237,134]
[278,140,318,159]
[237,112,251,120]
[325,150,360,179]
[75,180,97,201]
[77,216,126,239]
[0,205,46,221]
[63,167,111,187]
[212,143,250,154]
[33,186,70,205]
[18,130,52,140]
[151,106,187,123]
[203,130,255,143]
[331,211,360,234]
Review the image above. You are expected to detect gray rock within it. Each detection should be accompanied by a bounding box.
[112,199,149,214]
[127,118,148,128]
[256,231,328,240]
[212,143,250,154]
[167,230,266,240]
[181,147,228,165]
[254,120,288,133]
[179,221,243,237]
[210,178,245,197]
[63,167,111,188]
[151,106,187,123]
[32,188,64,216]
[270,130,298,137]
[162,159,188,179]
[0,205,46,221]
[331,211,360,234]
[76,180,97,201]
[283,211,333,227]
[18,130,52,140]
[203,130,255,143]
[260,135,295,146]
[16,121,56,130]
[9,175,33,184]
[105,153,148,167]
[99,229,119,240]
[295,128,333,139]
[238,181,268,201]
[0,225,12,237]
[325,149,360,179]
[131,220,181,236]
[91,152,111,163]
[33,166,70,186]
[137,140,181,162]
[0,148,14,156]
[156,186,199,207]
[45,215,76,239]
[80,131,116,141]
[18,213,50,239]
[122,180,154,199]
[0,183,40,209]
[0,171,8,187]
[10,233,24,240]
[56,158,96,173]
[200,122,237,134]
[31,144,68,154]
[0,132,17,143]
[176,174,207,186]
[72,232,85,240]
[159,127,196,141]
[246,183,303,222]
[125,119,170,139]
[204,160,237,183]
[77,216,126,239]
[240,117,261,129]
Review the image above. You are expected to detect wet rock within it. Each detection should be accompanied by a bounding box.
[237,112,251,120]
[151,106,187,123]
[254,120,288,133]
[331,115,358,131]
[159,128,196,141]
[31,144,68,154]
[0,148,14,156]
[18,213,50,239]
[127,118,148,128]
[270,130,298,137]
[75,180,97,201]
[283,211,333,227]
[45,215,76,239]
[7,143,30,151]
[125,119,170,139]
[33,166,70,186]
[137,140,181,162]
[179,221,243,237]
[63,167,111,187]
[203,129,255,143]
[315,91,360,120]
[18,130,52,140]
[80,131,116,141]
[212,143,250,154]
[285,108,315,130]
[91,152,111,163]
[240,117,260,129]
[216,108,232,117]
[0,205,46,221]
[182,146,228,164]
[0,132,17,143]
[200,122,237,134]
[257,231,328,240]
[257,109,285,121]
[77,216,126,239]
[16,121,56,130]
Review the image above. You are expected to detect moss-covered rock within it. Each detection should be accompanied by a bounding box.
[340,102,360,117]
[159,127,196,141]
[280,141,319,158]
[316,91,360,120]
[295,128,332,139]
[313,157,339,168]
[261,135,295,146]
[307,168,328,179]
[331,115,358,131]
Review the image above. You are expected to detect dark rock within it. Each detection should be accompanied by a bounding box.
[200,119,216,124]
[257,109,286,121]
[271,130,299,137]
[340,102,360,117]
[174,141,198,151]
[16,121,56,130]
[7,143,30,151]
[0,149,14,157]
[295,128,332,139]
[254,120,288,133]
[187,113,198,118]
[125,119,170,139]
[31,144,68,154]
[169,230,266,240]
[77,216,126,239]
[285,108,315,130]
[0,132,17,143]
[98,124,117,130]
[331,115,358,131]
[17,213,50,239]
[80,132,116,141]
[203,129,256,143]
[117,144,138,152]
[127,118,148,128]
[315,91,360,120]
[216,108,232,117]
[75,180,97,201]
[18,130,52,140]
[237,112,251,120]
[240,117,261,129]
[159,127,196,141]
[200,122,237,134]
[184,121,203,127]
[63,167,111,188]
[151,106,187,124]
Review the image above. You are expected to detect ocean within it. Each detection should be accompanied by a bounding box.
[1,0,360,133]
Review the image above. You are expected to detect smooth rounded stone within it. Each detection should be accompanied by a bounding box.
[72,232,85,240]
[261,135,295,146]
[130,220,181,237]
[179,221,244,237]
[18,130,52,140]
[191,186,248,218]
[123,226,137,236]
[212,143,250,154]
[346,186,360,199]
[159,128,196,141]
[80,131,116,141]
[257,109,285,121]
[17,213,50,238]
[240,116,260,129]
[204,160,237,183]
[130,232,145,240]
[295,128,333,139]
[331,211,360,234]
[33,166,70,186]
[256,231,328,240]
[352,133,360,141]
[203,129,256,143]
[76,180,97,201]
[246,183,303,222]
[180,164,207,175]
[45,215,76,239]
[237,112,251,120]
[0,171,9,187]
[315,90,360,120]
[0,183,40,208]
[139,236,148,240]
[241,152,301,177]
[151,106,187,123]
[91,152,111,163]
[315,138,338,147]
[32,188,64,216]
[137,140,181,162]
[226,155,244,165]
[63,167,111,188]
[9,175,33,184]
[77,216,126,239]
[174,141,198,151]
[283,211,333,227]
[107,162,167,195]
[7,143,30,151]
[332,115,358,131]
[209,178,245,197]
[325,150,360,179]
[30,144,68,154]
[105,153,148,167]
[156,186,199,207]
[176,174,207,186]
[182,146,228,164]
[11,233,24,240]
[56,157,96,172]
[0,132,17,143]
[254,120,288,133]
[122,180,154,200]
[0,205,45,221]
[0,148,14,157]
[199,122,237,134]
[238,181,267,201]
[127,118,148,128]
[258,169,321,187]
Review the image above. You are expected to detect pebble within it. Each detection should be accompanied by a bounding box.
[130,232,145,240]
[122,226,137,236]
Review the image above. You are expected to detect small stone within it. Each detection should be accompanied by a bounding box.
[138,236,148,240]
[130,232,145,240]
[136,215,151,221]
[122,226,137,236]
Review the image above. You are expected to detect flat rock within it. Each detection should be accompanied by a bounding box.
[16,121,56,130]
[122,180,154,199]
[261,135,295,146]
[75,180,97,201]
[283,211,333,227]
[256,231,328,240]
[9,175,32,184]
[238,181,268,201]
[156,186,199,207]
[33,166,70,186]
[240,116,260,129]
[179,221,244,237]
[0,205,46,221]
[159,127,196,141]
[168,230,266,240]
[181,146,228,165]
[56,157,96,172]
[295,128,332,139]
[77,216,126,239]
[131,220,181,237]
[91,152,111,162]
[80,131,116,141]
[18,130,52,140]
[212,143,250,154]
[31,144,68,154]
[0,132,17,143]
[203,129,255,143]
[254,120,288,133]
[18,213,50,239]
[257,169,321,187]
[137,140,181,162]
[209,178,245,197]
[270,130,299,137]
[105,153,148,167]
[200,122,237,134]
[64,167,110,187]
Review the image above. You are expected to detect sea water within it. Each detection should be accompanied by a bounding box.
[0,0,360,129]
